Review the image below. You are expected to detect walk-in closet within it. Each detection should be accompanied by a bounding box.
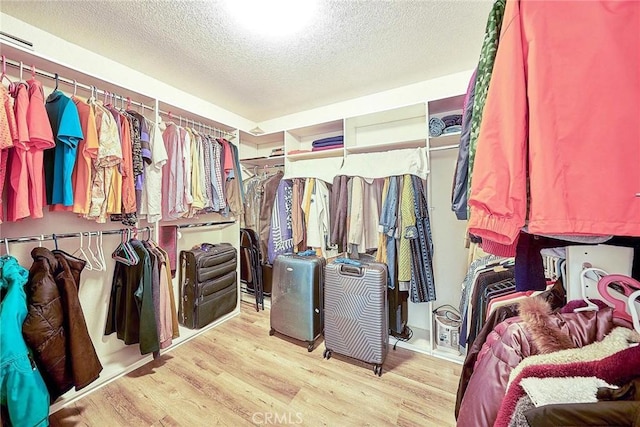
[1,1,639,426]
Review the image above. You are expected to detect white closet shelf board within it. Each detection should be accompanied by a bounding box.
[428,94,466,116]
[429,131,462,149]
[49,309,240,414]
[239,130,285,159]
[345,138,426,154]
[345,103,427,151]
[432,348,465,364]
[286,148,344,161]
[240,155,285,167]
[287,119,344,139]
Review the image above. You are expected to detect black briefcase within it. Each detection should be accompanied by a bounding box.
[178,243,238,329]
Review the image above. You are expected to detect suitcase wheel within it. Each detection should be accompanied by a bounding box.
[323,349,332,360]
[373,365,382,377]
[307,342,314,352]
[269,328,275,336]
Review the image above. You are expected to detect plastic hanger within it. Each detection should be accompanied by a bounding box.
[73,79,77,97]
[1,55,12,87]
[597,274,640,322]
[53,73,59,91]
[52,234,59,251]
[575,265,609,313]
[72,233,94,271]
[98,232,107,270]
[88,232,104,271]
[4,239,9,256]
[629,289,640,334]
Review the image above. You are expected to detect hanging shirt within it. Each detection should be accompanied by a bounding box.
[180,127,193,214]
[44,90,83,206]
[88,101,122,223]
[6,84,30,222]
[69,97,99,214]
[1,86,17,224]
[161,122,185,220]
[25,79,55,219]
[188,130,205,215]
[140,120,168,223]
[304,179,331,257]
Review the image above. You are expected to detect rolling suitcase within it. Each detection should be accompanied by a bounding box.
[179,243,238,329]
[269,252,325,352]
[240,228,265,311]
[323,258,388,376]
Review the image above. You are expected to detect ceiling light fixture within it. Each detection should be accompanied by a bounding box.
[225,0,318,38]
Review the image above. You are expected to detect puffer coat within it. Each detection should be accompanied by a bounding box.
[456,307,615,427]
[22,247,102,401]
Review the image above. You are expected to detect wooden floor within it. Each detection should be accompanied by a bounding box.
[51,302,462,426]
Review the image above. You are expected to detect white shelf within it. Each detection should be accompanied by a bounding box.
[240,155,284,167]
[286,148,344,161]
[346,139,425,154]
[345,103,427,153]
[429,131,461,150]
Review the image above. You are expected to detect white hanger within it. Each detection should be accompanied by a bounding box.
[97,231,107,271]
[629,289,640,334]
[575,265,609,313]
[72,233,93,271]
[88,232,104,272]
[4,239,9,256]
[38,235,44,247]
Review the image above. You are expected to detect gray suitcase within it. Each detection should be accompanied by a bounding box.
[323,259,388,376]
[269,253,325,352]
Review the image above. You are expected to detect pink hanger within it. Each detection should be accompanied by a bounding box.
[597,274,640,322]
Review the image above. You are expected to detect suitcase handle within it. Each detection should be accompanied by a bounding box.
[338,265,365,277]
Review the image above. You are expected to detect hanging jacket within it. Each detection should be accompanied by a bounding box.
[22,248,103,401]
[1,255,50,427]
[468,0,640,244]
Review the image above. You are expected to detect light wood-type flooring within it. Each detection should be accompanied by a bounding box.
[51,302,462,426]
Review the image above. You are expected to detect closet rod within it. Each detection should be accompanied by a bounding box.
[0,227,154,244]
[4,58,153,112]
[3,57,235,139]
[157,109,236,140]
[429,144,459,152]
[176,220,236,229]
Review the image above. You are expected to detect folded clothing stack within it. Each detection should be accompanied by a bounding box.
[429,114,463,137]
[311,135,344,151]
[270,147,285,157]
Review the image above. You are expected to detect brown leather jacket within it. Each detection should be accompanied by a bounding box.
[22,248,102,401]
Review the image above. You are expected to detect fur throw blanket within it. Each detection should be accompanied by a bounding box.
[494,340,640,427]
[509,326,640,386]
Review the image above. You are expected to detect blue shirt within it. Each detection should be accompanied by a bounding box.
[44,91,83,206]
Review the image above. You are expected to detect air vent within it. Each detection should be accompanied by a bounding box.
[0,31,34,50]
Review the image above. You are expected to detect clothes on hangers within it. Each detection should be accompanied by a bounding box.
[22,247,103,400]
[267,179,294,263]
[0,255,50,427]
[104,236,178,355]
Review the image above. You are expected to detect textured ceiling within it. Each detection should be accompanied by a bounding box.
[1,0,492,122]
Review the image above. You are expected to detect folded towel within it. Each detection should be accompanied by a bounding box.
[442,114,463,127]
[311,144,343,152]
[443,125,462,134]
[429,117,446,137]
[521,376,614,408]
[312,135,344,147]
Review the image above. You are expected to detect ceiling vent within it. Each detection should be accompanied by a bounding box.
[0,31,34,50]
